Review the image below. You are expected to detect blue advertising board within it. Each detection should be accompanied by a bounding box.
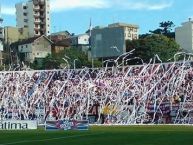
[46,120,89,130]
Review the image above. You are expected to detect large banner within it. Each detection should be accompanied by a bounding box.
[46,120,89,130]
[0,120,37,130]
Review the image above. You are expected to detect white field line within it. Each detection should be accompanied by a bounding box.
[0,132,104,145]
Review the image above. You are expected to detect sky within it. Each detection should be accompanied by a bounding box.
[1,0,193,35]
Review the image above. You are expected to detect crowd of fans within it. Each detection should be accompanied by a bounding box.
[0,59,193,124]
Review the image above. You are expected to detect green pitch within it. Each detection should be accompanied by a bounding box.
[0,125,193,145]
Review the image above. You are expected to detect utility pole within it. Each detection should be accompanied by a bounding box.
[89,18,94,68]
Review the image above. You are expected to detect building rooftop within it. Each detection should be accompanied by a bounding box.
[11,35,52,46]
[94,22,139,30]
[51,31,71,36]
[108,23,139,28]
[69,33,89,38]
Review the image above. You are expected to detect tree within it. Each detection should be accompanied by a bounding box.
[149,21,175,38]
[31,48,102,70]
[126,34,181,63]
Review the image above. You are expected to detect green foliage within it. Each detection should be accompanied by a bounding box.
[0,126,193,145]
[149,21,175,38]
[0,65,4,71]
[31,48,102,70]
[2,52,11,65]
[126,34,181,63]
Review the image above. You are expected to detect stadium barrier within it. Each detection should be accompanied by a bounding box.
[1,52,193,125]
[0,120,37,130]
[45,120,89,130]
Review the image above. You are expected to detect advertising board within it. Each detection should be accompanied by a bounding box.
[46,120,89,130]
[0,120,37,130]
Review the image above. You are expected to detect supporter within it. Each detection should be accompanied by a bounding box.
[0,60,192,124]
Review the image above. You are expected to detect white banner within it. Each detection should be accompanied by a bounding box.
[0,120,37,130]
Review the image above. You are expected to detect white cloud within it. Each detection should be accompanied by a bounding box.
[119,0,173,10]
[1,5,15,15]
[50,0,110,12]
[0,0,173,15]
[50,0,173,12]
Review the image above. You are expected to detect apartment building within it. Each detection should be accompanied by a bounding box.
[108,23,139,40]
[175,19,193,53]
[91,22,139,58]
[16,0,50,37]
[0,14,3,65]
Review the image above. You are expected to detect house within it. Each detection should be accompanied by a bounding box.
[52,39,71,54]
[11,35,52,63]
[49,31,71,43]
[68,33,90,52]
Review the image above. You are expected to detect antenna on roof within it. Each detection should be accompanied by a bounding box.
[89,17,92,37]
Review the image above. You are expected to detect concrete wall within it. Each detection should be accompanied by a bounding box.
[175,21,193,53]
[15,3,26,28]
[32,36,51,60]
[18,43,32,53]
[45,0,50,36]
[91,27,125,58]
[27,1,36,37]
[4,27,29,44]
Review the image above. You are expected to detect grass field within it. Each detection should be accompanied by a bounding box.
[0,125,193,145]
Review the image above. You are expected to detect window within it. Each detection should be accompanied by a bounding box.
[26,45,28,48]
[23,6,27,9]
[37,53,39,55]
[24,19,28,22]
[23,12,27,16]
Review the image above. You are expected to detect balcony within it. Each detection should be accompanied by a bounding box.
[40,7,45,11]
[33,6,40,11]
[34,13,40,18]
[40,14,45,19]
[34,27,40,31]
[33,0,39,5]
[0,33,3,40]
[40,21,45,25]
[39,0,45,5]
[40,27,46,31]
[34,19,41,24]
